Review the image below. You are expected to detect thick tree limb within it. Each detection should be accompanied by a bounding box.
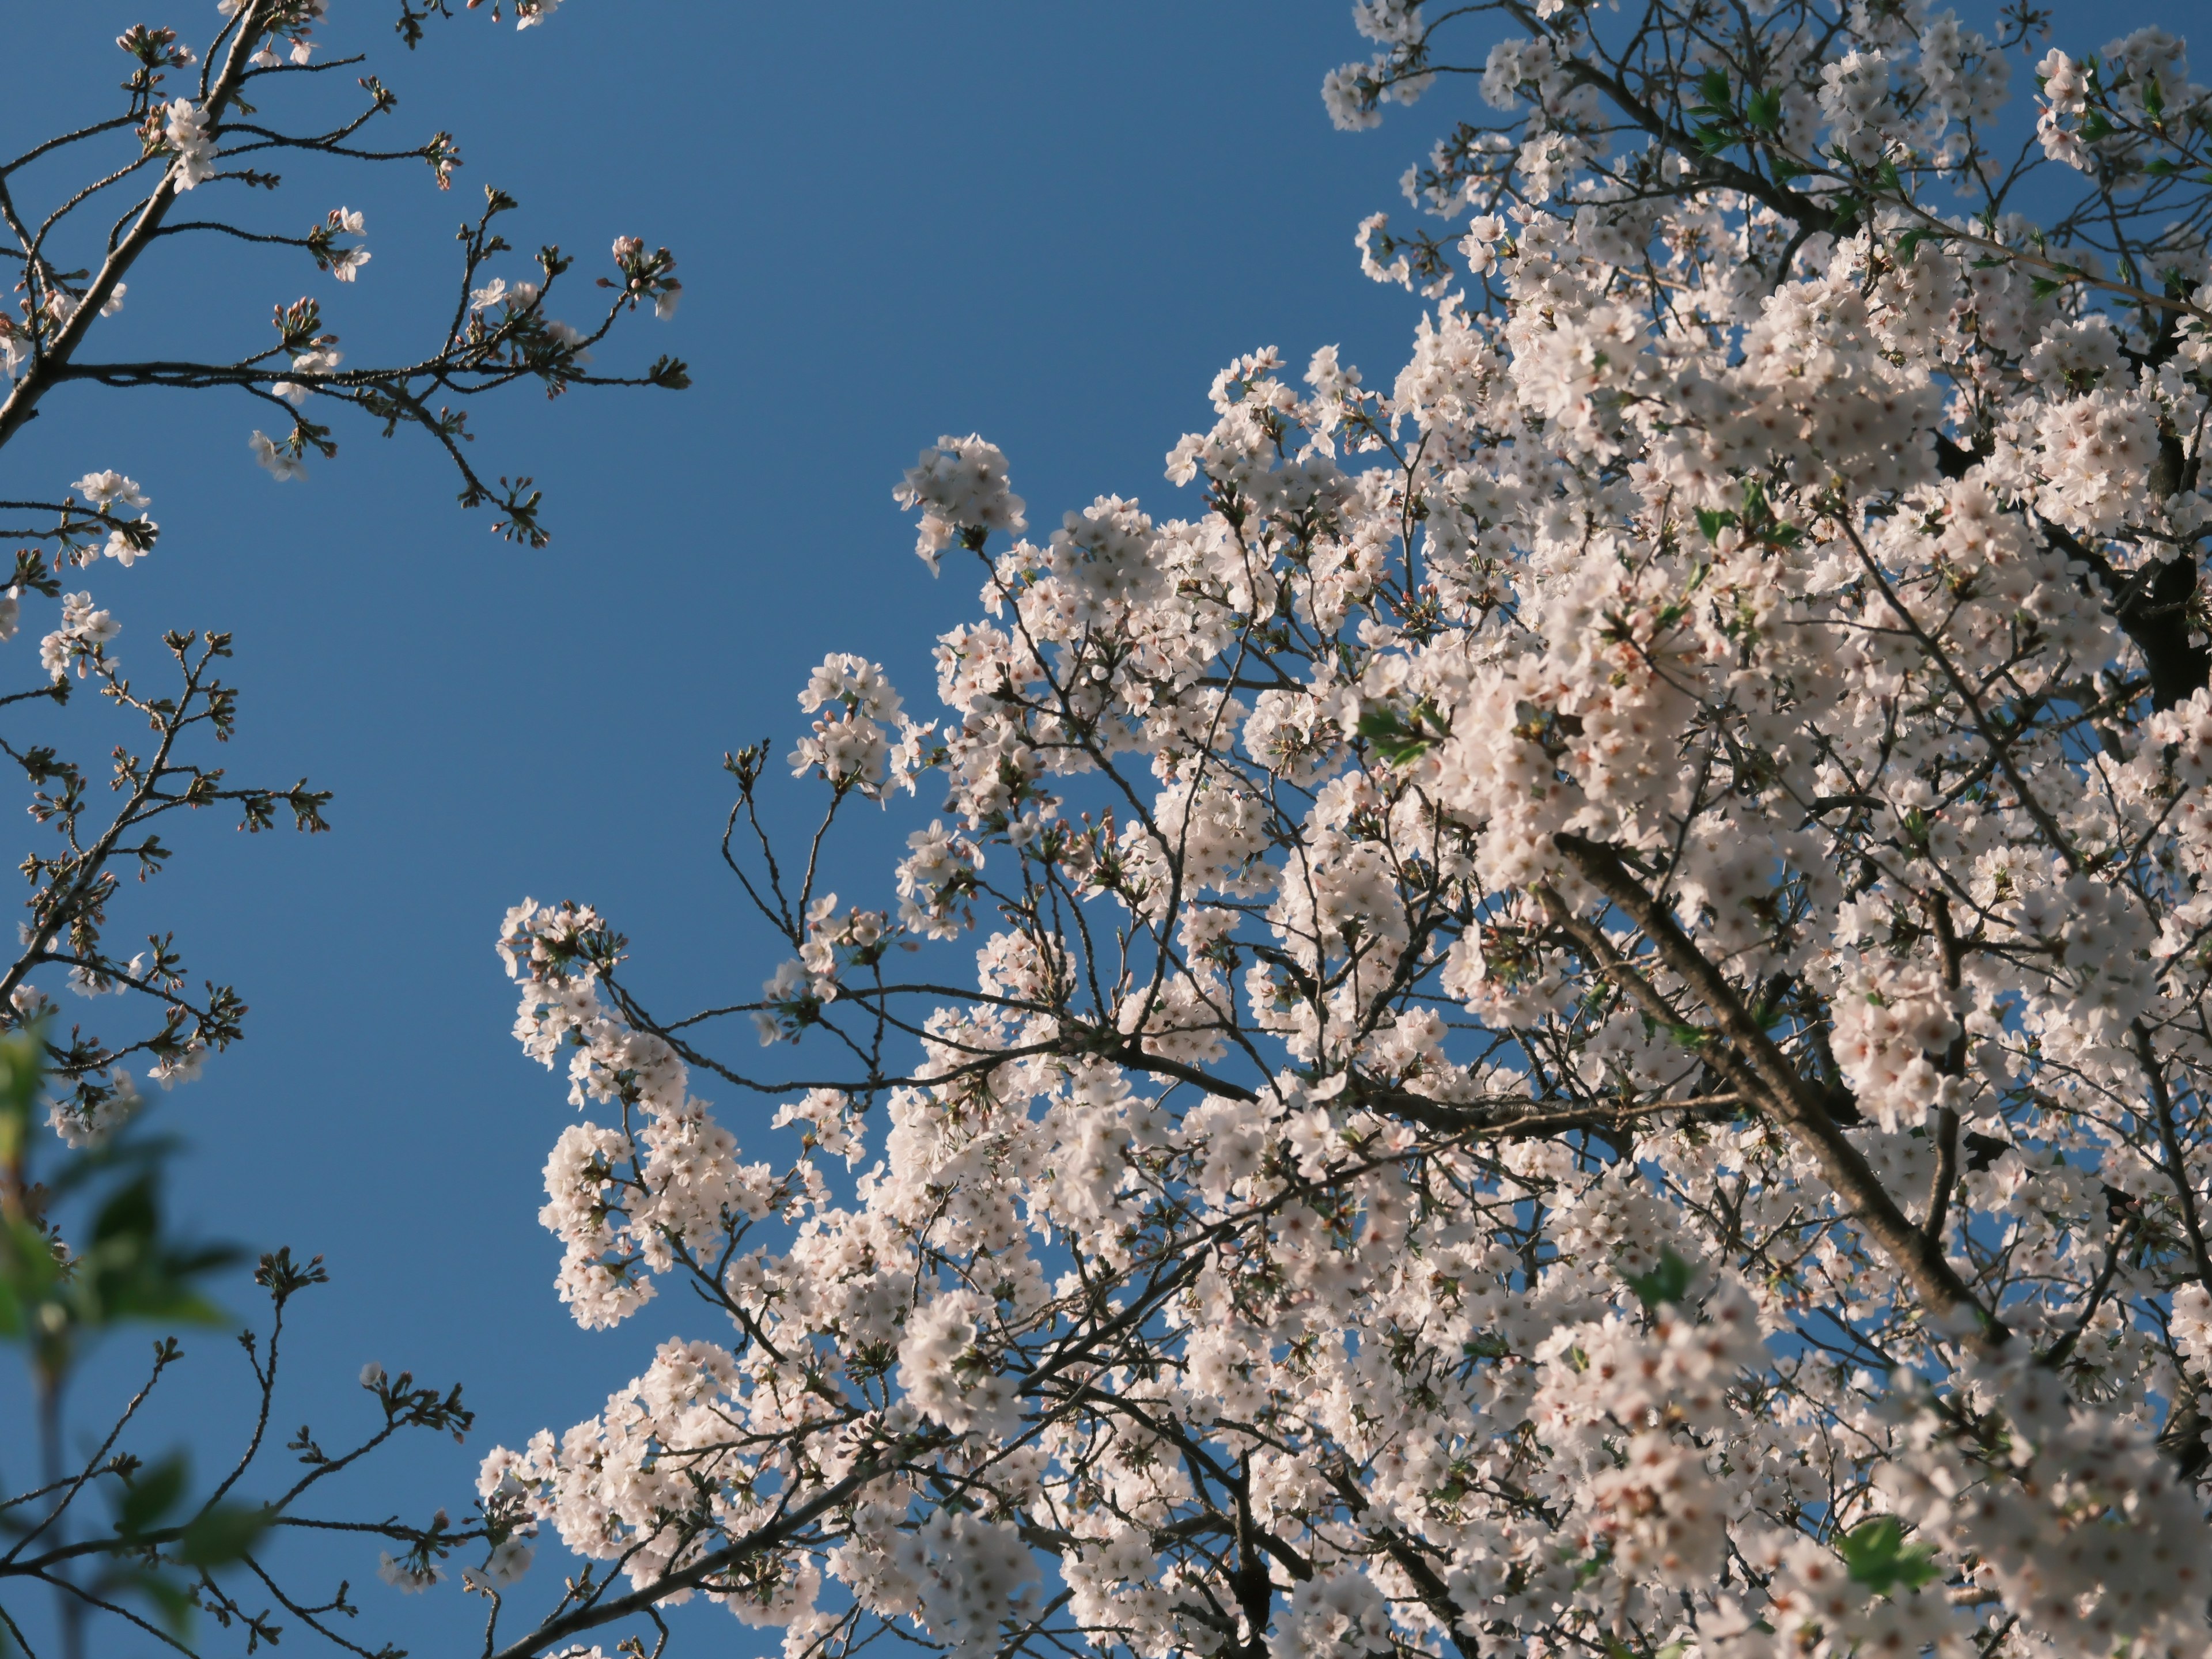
[1550,832,1998,1336]
[2037,515,2211,711]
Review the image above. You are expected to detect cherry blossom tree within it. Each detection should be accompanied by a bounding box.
[471,2,2212,1658]
[0,3,680,1656]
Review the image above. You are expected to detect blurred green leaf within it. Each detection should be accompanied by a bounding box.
[79,1174,236,1331]
[1838,1515,1940,1595]
[1624,1245,1696,1309]
[92,1174,158,1251]
[0,1216,59,1318]
[176,1502,272,1568]
[107,1566,196,1640]
[116,1454,188,1539]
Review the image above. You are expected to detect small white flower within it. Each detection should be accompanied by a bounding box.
[164,99,215,191]
[377,1552,438,1593]
[248,430,307,482]
[74,471,148,513]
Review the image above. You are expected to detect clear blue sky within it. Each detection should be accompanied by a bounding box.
[0,3,1441,1651]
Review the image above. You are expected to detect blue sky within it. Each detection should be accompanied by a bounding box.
[0,3,1437,1649]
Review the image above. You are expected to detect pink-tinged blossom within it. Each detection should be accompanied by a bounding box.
[248,430,306,482]
[162,99,214,190]
[893,435,1025,573]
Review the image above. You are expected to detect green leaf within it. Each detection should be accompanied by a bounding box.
[66,1173,238,1331]
[1699,69,1733,109]
[1895,228,1931,263]
[1624,1245,1697,1309]
[1694,507,1738,540]
[92,1175,160,1252]
[2143,75,2165,119]
[176,1502,271,1569]
[1838,1515,1941,1596]
[116,1455,188,1540]
[111,1567,196,1640]
[2079,109,2114,141]
[1745,89,1782,131]
[0,1215,59,1322]
[1359,707,1438,766]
